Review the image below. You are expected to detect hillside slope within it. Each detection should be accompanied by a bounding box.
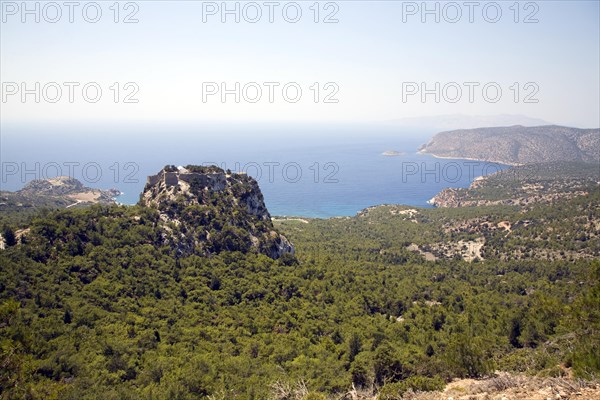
[419,125,599,165]
[1,182,598,398]
[0,176,119,225]
[429,161,599,208]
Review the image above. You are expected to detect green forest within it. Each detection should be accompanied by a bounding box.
[1,189,599,399]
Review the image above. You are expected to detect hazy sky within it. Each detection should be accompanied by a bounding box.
[1,0,599,127]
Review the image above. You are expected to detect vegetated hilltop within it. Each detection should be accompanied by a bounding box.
[419,125,599,165]
[429,161,600,208]
[139,165,294,259]
[363,190,599,263]
[0,176,119,225]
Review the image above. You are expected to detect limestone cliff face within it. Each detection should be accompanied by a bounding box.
[140,165,294,259]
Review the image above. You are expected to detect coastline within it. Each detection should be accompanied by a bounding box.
[416,150,521,167]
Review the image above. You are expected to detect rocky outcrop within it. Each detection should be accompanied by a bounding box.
[140,165,294,259]
[420,125,599,165]
[141,166,270,220]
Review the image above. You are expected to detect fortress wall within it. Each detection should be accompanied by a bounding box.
[164,172,179,186]
[178,173,209,187]
[146,174,161,187]
[147,171,229,190]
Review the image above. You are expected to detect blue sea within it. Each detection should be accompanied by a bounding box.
[0,122,509,218]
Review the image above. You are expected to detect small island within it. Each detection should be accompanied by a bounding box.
[382,150,405,156]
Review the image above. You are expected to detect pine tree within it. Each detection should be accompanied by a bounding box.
[2,226,16,247]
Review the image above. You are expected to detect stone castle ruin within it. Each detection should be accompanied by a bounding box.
[145,166,227,192]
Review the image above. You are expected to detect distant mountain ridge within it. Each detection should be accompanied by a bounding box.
[420,125,599,165]
[388,114,551,131]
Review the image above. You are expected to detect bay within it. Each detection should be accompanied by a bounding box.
[0,122,509,218]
